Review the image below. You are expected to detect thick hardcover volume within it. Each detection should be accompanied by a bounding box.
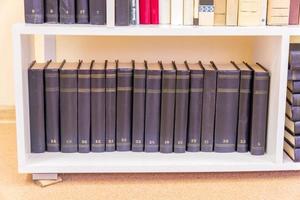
[284,140,300,162]
[198,0,214,26]
[286,101,300,121]
[140,0,151,24]
[187,62,204,152]
[60,0,76,24]
[287,88,300,106]
[107,0,115,26]
[288,81,300,93]
[45,0,59,23]
[116,62,133,151]
[145,63,162,152]
[115,0,130,25]
[28,62,46,153]
[285,129,300,148]
[234,62,253,152]
[286,115,300,134]
[288,70,300,81]
[132,62,146,152]
[193,0,199,25]
[267,0,290,25]
[45,62,61,152]
[184,0,194,25]
[91,62,106,152]
[89,0,106,25]
[130,0,138,24]
[159,0,171,24]
[78,62,91,153]
[171,0,184,25]
[76,0,89,23]
[289,44,300,69]
[289,0,300,25]
[174,63,190,153]
[214,0,226,25]
[159,63,176,153]
[250,63,270,155]
[238,0,267,26]
[201,63,217,152]
[151,0,159,24]
[60,62,79,153]
[214,63,240,153]
[105,62,117,151]
[24,0,44,23]
[226,0,238,25]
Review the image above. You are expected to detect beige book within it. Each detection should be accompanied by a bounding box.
[238,0,264,26]
[267,0,290,25]
[198,1,214,26]
[226,0,238,25]
[214,0,227,25]
[160,0,171,24]
[184,0,194,25]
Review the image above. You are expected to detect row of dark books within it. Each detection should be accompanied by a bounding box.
[28,60,270,155]
[24,0,299,26]
[285,43,300,162]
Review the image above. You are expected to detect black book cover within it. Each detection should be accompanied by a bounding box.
[145,62,162,152]
[45,0,59,23]
[159,62,176,153]
[289,43,300,70]
[89,0,106,25]
[60,62,79,153]
[285,129,300,148]
[115,0,130,26]
[60,0,76,24]
[76,0,89,23]
[28,61,47,153]
[288,81,300,93]
[24,0,44,23]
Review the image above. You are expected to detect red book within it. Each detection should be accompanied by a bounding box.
[150,0,159,24]
[140,0,151,24]
[289,0,300,25]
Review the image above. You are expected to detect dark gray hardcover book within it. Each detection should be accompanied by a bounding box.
[249,63,270,155]
[89,0,106,24]
[145,62,162,152]
[284,140,300,162]
[132,62,146,152]
[116,62,133,151]
[115,0,130,26]
[286,101,300,121]
[288,81,300,93]
[45,0,59,23]
[287,88,300,106]
[187,62,204,152]
[201,63,217,152]
[59,0,76,24]
[45,61,62,152]
[288,70,300,81]
[76,0,89,23]
[234,62,253,153]
[286,115,300,135]
[285,129,300,148]
[159,62,176,153]
[78,62,91,153]
[24,0,44,23]
[60,62,79,153]
[91,62,106,152]
[214,62,240,153]
[174,63,190,153]
[105,62,117,151]
[28,62,47,153]
[289,43,300,70]
[130,0,137,24]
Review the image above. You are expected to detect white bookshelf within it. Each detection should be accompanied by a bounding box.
[12,23,300,175]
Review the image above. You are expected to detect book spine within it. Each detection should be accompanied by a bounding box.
[201,69,217,152]
[198,1,214,26]
[130,0,137,24]
[136,0,140,23]
[60,0,76,24]
[193,0,199,25]
[28,67,45,153]
[45,68,60,152]
[295,136,300,148]
[151,0,159,24]
[132,69,146,152]
[289,50,300,70]
[226,0,238,26]
[45,0,59,23]
[76,0,89,24]
[289,81,300,93]
[145,70,162,152]
[91,69,106,152]
[78,69,91,153]
[159,70,176,153]
[140,0,151,24]
[159,0,171,24]
[250,71,270,155]
[187,70,204,152]
[116,68,133,151]
[171,0,184,25]
[260,0,268,25]
[214,70,240,153]
[284,140,300,161]
[184,0,194,25]
[174,70,190,153]
[60,69,78,153]
[288,70,300,81]
[237,70,253,152]
[238,0,260,26]
[214,0,226,25]
[106,0,115,26]
[289,0,300,25]
[267,0,290,25]
[115,0,130,26]
[90,0,106,25]
[24,0,44,23]
[105,68,117,151]
[287,102,300,121]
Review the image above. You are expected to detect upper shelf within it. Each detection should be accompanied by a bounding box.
[12,23,300,36]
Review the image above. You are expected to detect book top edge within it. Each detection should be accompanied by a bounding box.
[134,62,146,70]
[61,62,79,70]
[147,62,161,71]
[31,62,47,69]
[92,62,105,70]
